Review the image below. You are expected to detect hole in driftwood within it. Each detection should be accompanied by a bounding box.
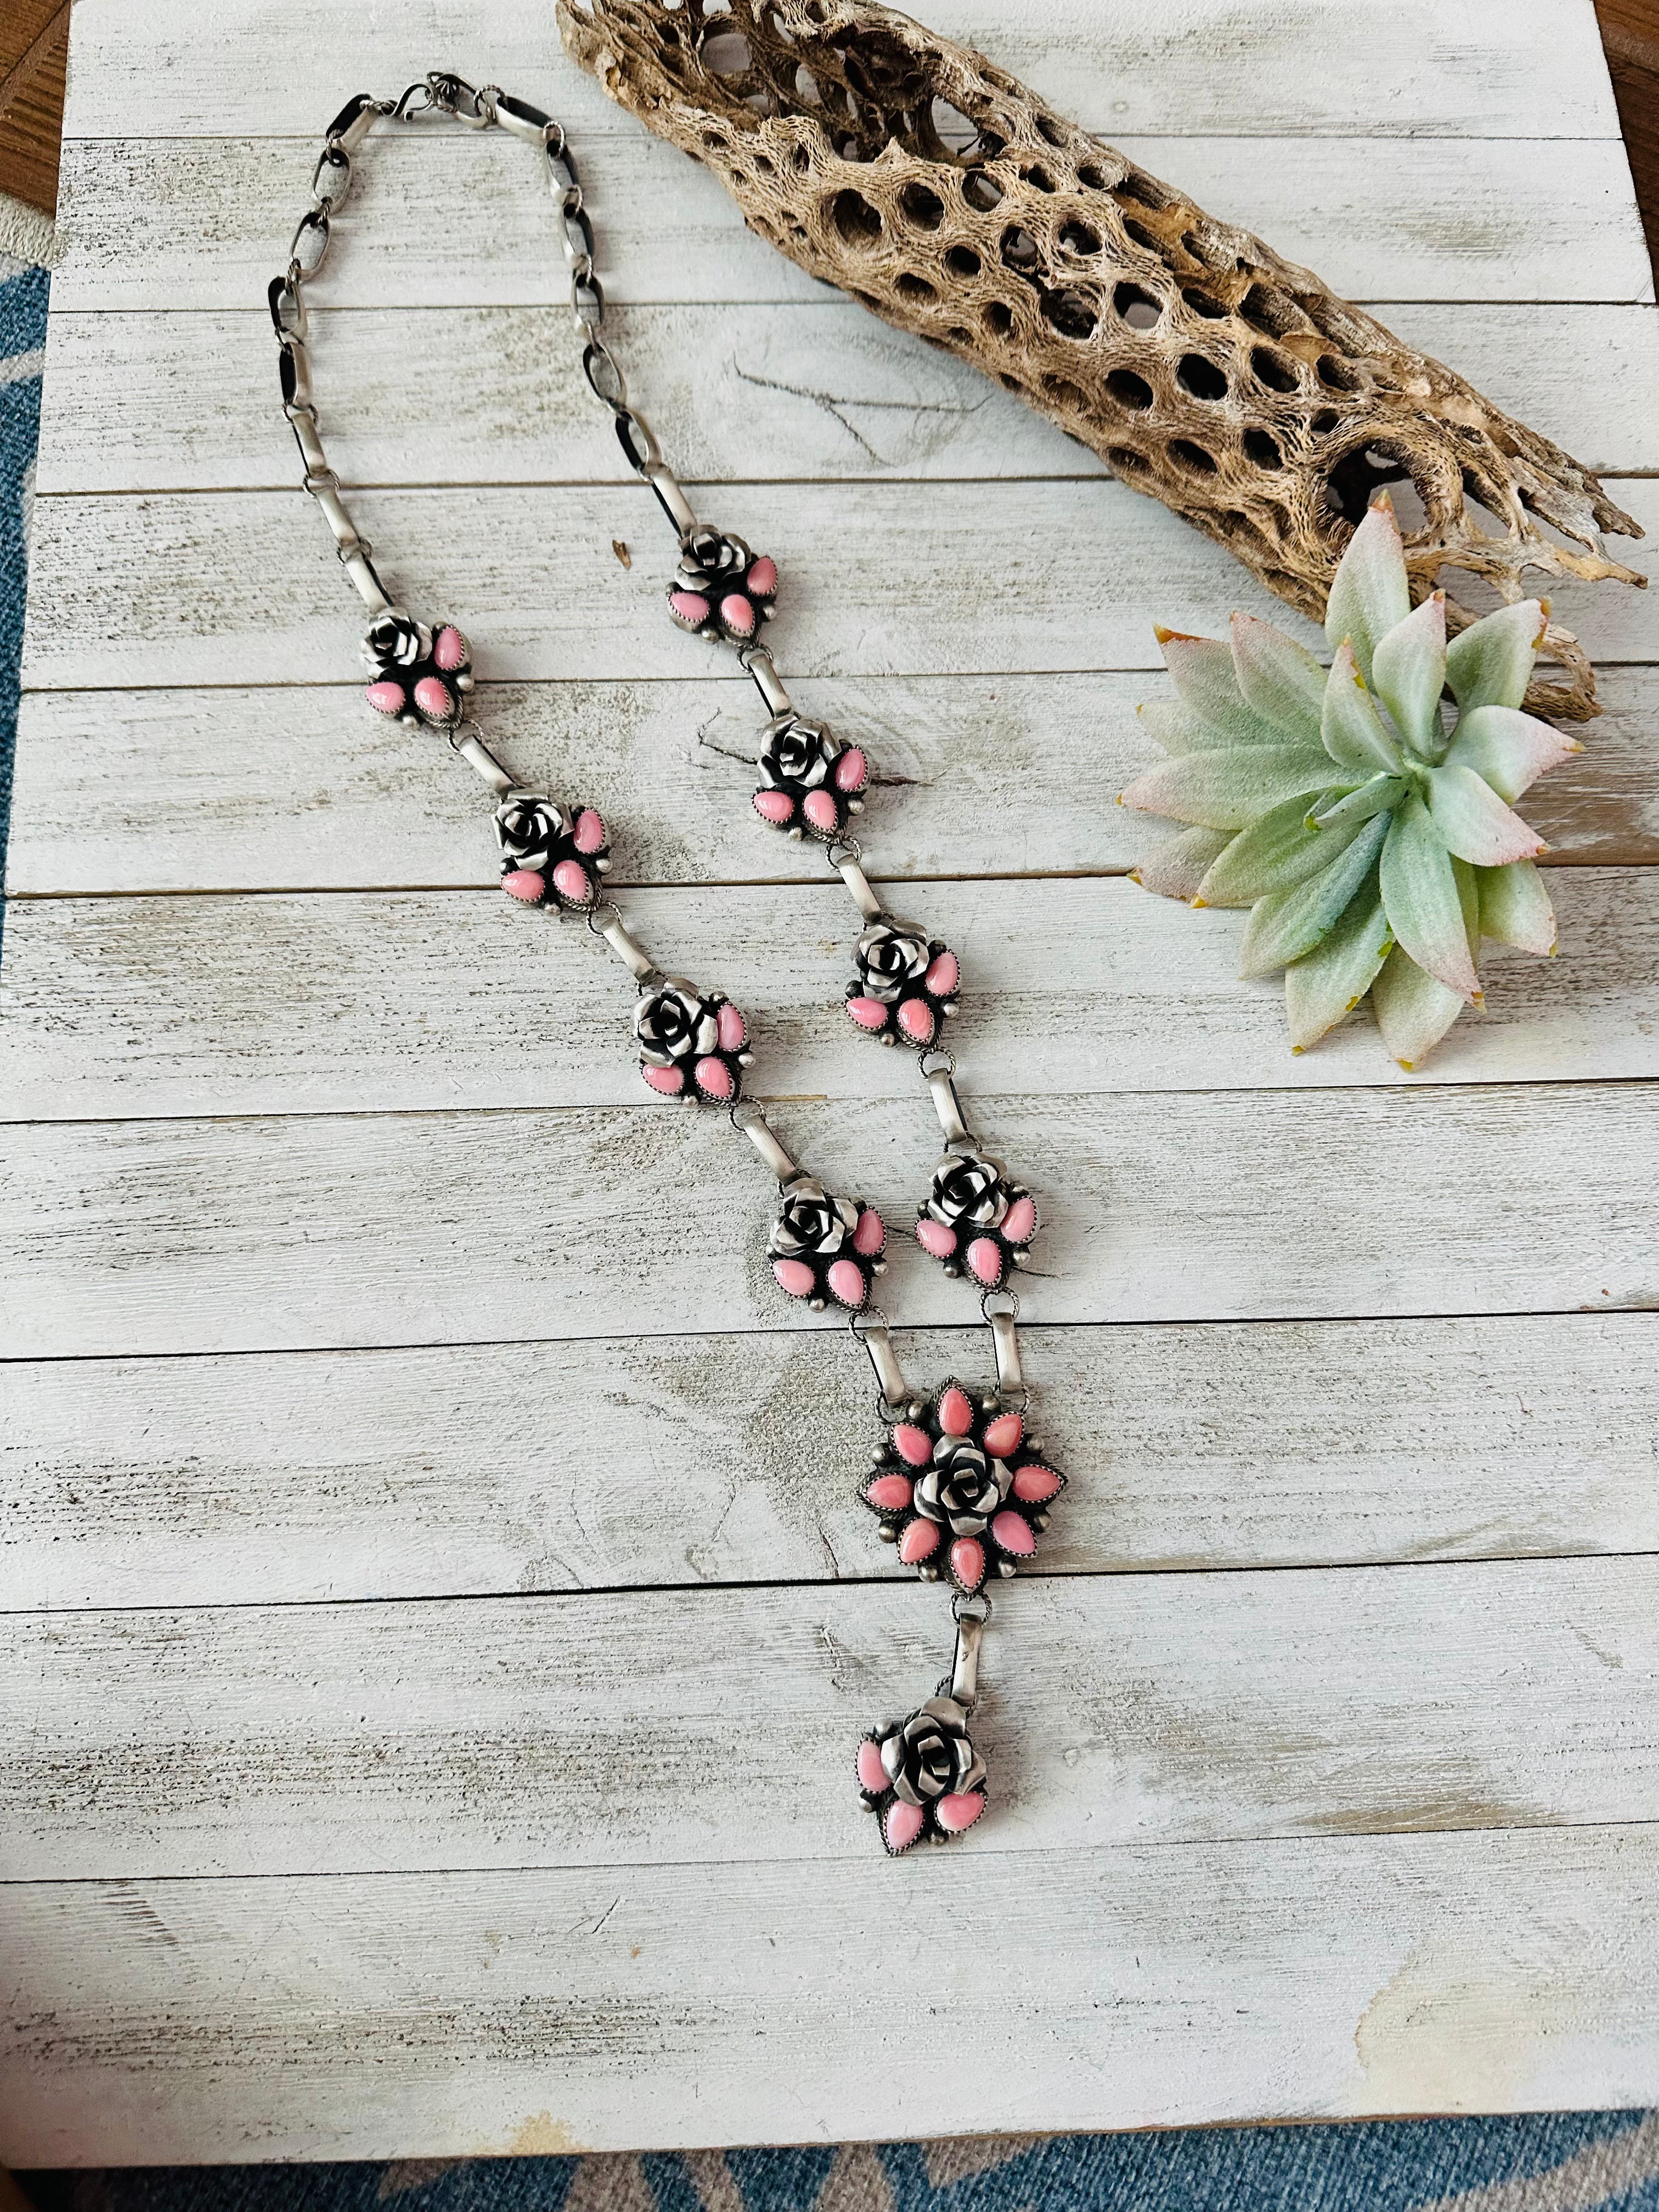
[1035,114,1064,146]
[1177,353,1229,402]
[930,97,980,155]
[1000,225,1041,273]
[703,28,752,72]
[1120,217,1161,255]
[1042,373,1088,406]
[1170,439,1217,475]
[963,168,1002,211]
[901,181,945,229]
[1243,428,1284,470]
[1022,164,1055,193]
[1238,283,1299,337]
[831,188,883,246]
[1113,281,1161,327]
[1041,287,1098,339]
[1311,407,1339,434]
[1107,368,1155,411]
[983,299,1014,335]
[794,63,821,101]
[897,271,938,302]
[1250,346,1299,393]
[1325,442,1421,526]
[1114,170,1172,211]
[1317,353,1362,393]
[1182,285,1227,319]
[1108,444,1150,474]
[1060,219,1102,257]
[946,244,981,276]
[1076,160,1107,189]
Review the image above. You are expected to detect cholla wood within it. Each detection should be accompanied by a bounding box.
[559,0,1645,720]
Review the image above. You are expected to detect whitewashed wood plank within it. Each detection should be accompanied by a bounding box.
[47,132,1654,316]
[6,1557,1656,1877]
[58,0,1623,143]
[20,479,1659,694]
[5,870,1657,1121]
[33,301,1659,496]
[8,1314,1655,1612]
[10,667,1659,898]
[7,1827,1657,2161]
[2,1084,1653,1360]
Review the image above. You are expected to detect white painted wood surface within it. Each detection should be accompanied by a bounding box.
[5,0,1658,2163]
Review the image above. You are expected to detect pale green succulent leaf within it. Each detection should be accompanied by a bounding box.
[1324,495,1411,681]
[1371,943,1469,1069]
[1378,794,1481,999]
[1136,701,1237,758]
[1444,599,1546,714]
[1120,744,1336,832]
[1155,630,1285,745]
[1321,641,1404,775]
[1370,590,1447,759]
[1309,774,1406,830]
[1229,612,1327,744]
[1133,825,1234,902]
[1425,762,1545,867]
[1476,857,1557,955]
[1237,814,1390,978]
[1284,884,1393,1052]
[1443,701,1580,803]
[1197,792,1366,906]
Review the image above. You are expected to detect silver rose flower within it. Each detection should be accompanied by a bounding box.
[360,608,430,676]
[495,795,572,874]
[761,714,836,792]
[854,917,932,1006]
[634,979,719,1069]
[770,1177,857,1259]
[912,1437,1009,1536]
[677,527,751,594]
[927,1146,1010,1232]
[877,1696,986,1808]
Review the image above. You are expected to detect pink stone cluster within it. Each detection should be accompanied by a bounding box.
[859,1381,1065,1596]
[916,1190,1036,1290]
[845,949,959,1050]
[752,745,868,836]
[770,1204,885,1311]
[500,808,610,911]
[667,547,778,646]
[364,622,471,727]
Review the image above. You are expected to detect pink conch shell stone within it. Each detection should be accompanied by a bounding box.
[694,1055,734,1101]
[669,589,710,627]
[413,676,454,721]
[365,680,405,715]
[990,1509,1036,1557]
[1013,1464,1063,1504]
[950,1538,986,1592]
[897,997,935,1045]
[1002,1195,1037,1246]
[719,592,757,636]
[717,1003,747,1052]
[865,1473,913,1512]
[936,1790,986,1835]
[642,1063,685,1097]
[898,1519,941,1564]
[501,870,545,904]
[746,555,778,597]
[892,1424,932,1468]
[827,1258,867,1308]
[857,1739,888,1794]
[847,997,888,1032]
[938,1386,974,1438]
[771,1258,815,1299]
[966,1236,1005,1288]
[853,1208,885,1257]
[551,859,592,905]
[573,809,606,854]
[925,951,959,997]
[884,1799,925,1853]
[433,626,467,671]
[803,789,839,833]
[983,1412,1024,1458]
[916,1219,957,1261]
[834,747,868,793]
[753,789,795,825]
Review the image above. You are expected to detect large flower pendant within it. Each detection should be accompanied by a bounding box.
[859,1380,1065,1594]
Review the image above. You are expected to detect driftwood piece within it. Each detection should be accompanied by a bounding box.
[558,0,1646,719]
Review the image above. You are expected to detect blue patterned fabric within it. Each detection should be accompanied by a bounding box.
[0,253,48,943]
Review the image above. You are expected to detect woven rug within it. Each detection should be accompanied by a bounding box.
[2,249,1656,2212]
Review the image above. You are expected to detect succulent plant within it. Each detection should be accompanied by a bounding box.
[1121,493,1582,1068]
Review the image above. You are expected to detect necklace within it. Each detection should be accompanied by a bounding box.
[270,68,1069,1856]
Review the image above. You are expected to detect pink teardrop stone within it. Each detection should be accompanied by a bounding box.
[892,1424,932,1468]
[857,1739,888,1793]
[853,1207,884,1257]
[884,1799,925,1853]
[983,1412,1024,1458]
[501,871,545,904]
[1012,1464,1063,1504]
[916,1219,956,1260]
[1002,1195,1037,1246]
[803,789,838,832]
[936,1791,986,1835]
[950,1538,986,1593]
[865,1474,913,1512]
[720,592,757,637]
[433,626,467,671]
[753,789,795,825]
[365,681,405,715]
[827,1259,867,1308]
[771,1258,814,1299]
[938,1386,974,1438]
[669,590,710,627]
[897,998,935,1045]
[694,1055,734,1101]
[716,1003,746,1052]
[925,951,959,997]
[642,1063,685,1097]
[990,1509,1036,1558]
[746,556,778,597]
[847,997,888,1032]
[413,676,454,720]
[898,1519,940,1564]
[834,747,868,793]
[551,859,592,905]
[573,809,606,854]
[966,1237,1004,1287]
